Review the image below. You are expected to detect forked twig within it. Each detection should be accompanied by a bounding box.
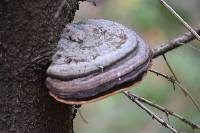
[123,92,200,130]
[160,0,200,41]
[153,0,200,113]
[123,91,180,133]
[149,69,200,112]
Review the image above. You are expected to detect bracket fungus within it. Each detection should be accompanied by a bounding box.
[46,19,152,104]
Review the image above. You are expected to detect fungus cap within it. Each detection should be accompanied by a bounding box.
[46,19,152,104]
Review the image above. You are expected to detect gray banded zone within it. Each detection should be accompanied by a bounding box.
[47,19,138,80]
[46,34,152,100]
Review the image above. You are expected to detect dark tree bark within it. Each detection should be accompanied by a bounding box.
[0,0,81,132]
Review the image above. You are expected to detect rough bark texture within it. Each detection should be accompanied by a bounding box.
[0,0,80,132]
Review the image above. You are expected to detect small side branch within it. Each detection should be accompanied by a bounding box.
[160,0,200,41]
[152,25,200,58]
[162,54,179,82]
[123,91,180,133]
[153,0,200,58]
[149,69,200,112]
[124,92,200,130]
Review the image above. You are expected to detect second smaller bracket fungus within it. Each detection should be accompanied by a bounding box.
[46,19,152,104]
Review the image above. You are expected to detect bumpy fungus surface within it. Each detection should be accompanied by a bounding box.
[46,19,152,104]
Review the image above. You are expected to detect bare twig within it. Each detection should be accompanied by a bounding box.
[152,25,200,58]
[149,69,200,112]
[162,54,179,83]
[123,91,180,133]
[162,55,177,91]
[160,0,200,41]
[124,92,200,130]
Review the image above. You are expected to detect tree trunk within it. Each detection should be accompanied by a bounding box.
[0,0,80,132]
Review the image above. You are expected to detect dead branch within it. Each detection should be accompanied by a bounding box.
[149,69,200,112]
[152,25,200,58]
[123,91,180,133]
[124,92,200,130]
[159,0,200,41]
[162,54,179,82]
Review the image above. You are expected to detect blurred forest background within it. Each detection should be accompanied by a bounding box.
[74,0,200,133]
